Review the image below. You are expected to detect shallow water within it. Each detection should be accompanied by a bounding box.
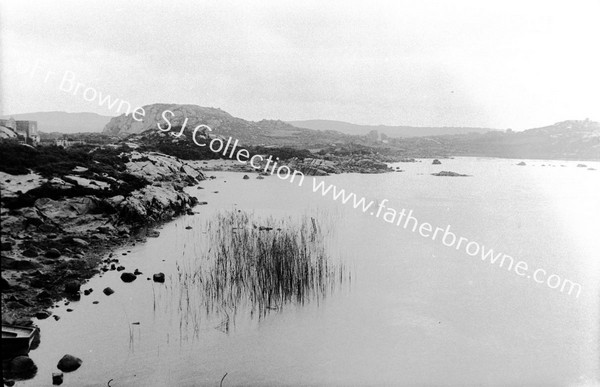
[21,157,600,386]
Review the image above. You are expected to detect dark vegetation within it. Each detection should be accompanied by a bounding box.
[0,143,148,209]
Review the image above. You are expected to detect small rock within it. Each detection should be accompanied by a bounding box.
[517,161,527,166]
[1,276,11,290]
[92,301,99,304]
[66,309,73,312]
[103,287,114,296]
[120,272,137,283]
[52,372,64,385]
[57,354,82,372]
[133,269,142,275]
[72,238,88,247]
[116,266,125,271]
[243,175,250,180]
[45,248,61,258]
[153,273,165,283]
[185,226,192,230]
[256,176,264,180]
[432,159,442,165]
[577,164,587,168]
[22,248,38,258]
[36,310,52,320]
[53,315,61,321]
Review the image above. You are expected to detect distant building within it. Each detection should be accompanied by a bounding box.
[55,136,86,147]
[0,117,40,145]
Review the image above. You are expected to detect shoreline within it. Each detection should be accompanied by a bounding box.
[1,151,206,327]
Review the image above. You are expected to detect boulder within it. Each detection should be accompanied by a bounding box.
[57,354,82,372]
[10,355,37,376]
[432,159,442,165]
[120,272,137,283]
[153,273,165,283]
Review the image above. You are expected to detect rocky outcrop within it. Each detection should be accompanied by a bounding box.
[1,149,206,322]
[431,171,470,177]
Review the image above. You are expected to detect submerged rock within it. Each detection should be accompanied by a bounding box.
[57,354,82,372]
[431,171,470,177]
[153,273,165,283]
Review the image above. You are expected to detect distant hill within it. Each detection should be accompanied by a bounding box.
[445,120,600,160]
[287,119,496,138]
[1,111,112,133]
[103,104,355,147]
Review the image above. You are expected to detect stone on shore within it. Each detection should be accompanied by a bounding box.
[45,248,61,258]
[64,280,81,294]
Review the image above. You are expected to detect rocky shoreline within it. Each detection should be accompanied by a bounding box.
[1,150,205,325]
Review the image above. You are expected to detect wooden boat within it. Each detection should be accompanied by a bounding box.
[1,325,37,356]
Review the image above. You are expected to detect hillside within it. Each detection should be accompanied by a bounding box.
[287,119,495,138]
[1,111,112,133]
[103,104,355,147]
[441,120,600,160]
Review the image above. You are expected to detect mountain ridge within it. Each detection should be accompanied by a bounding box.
[287,119,497,137]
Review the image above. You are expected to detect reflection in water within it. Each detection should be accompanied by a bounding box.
[162,210,349,335]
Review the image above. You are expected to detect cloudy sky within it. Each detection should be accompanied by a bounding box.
[1,0,599,129]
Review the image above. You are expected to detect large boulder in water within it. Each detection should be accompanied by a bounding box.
[57,354,82,372]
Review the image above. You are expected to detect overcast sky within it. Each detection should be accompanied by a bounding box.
[1,0,599,129]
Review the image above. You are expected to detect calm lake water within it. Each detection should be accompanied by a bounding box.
[21,157,600,386]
